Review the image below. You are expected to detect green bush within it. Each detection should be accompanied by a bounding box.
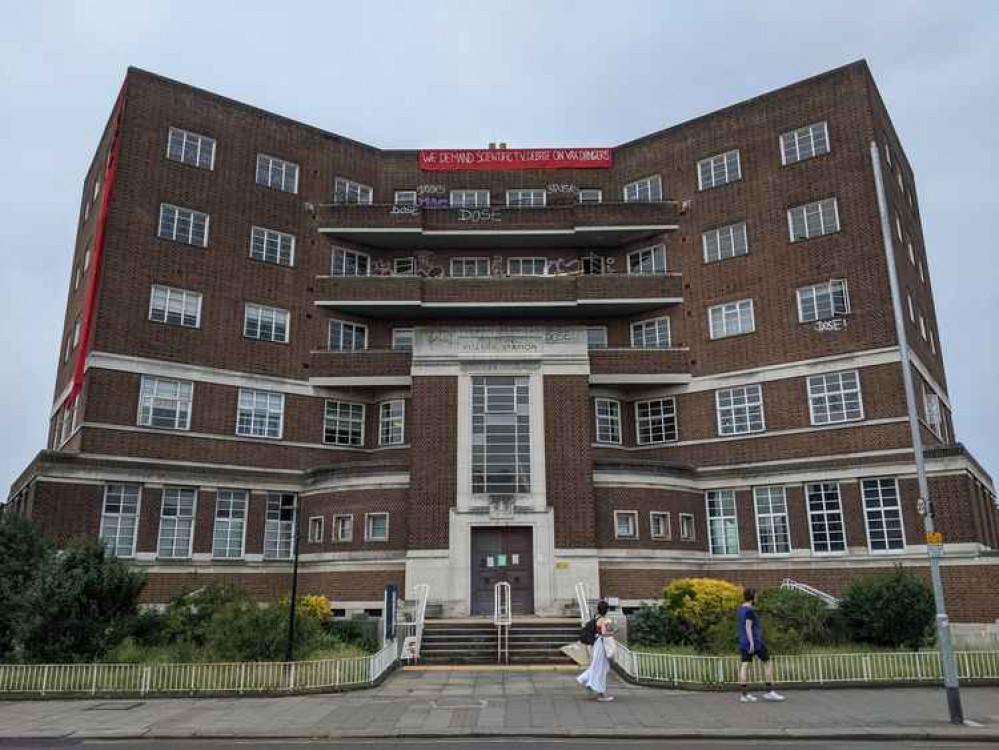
[662,578,743,649]
[839,568,935,649]
[0,513,50,661]
[163,584,252,647]
[704,610,805,656]
[756,587,834,645]
[627,604,676,647]
[206,600,323,662]
[326,616,380,653]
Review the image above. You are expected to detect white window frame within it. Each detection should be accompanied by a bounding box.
[243,303,290,344]
[250,226,295,267]
[806,482,847,555]
[334,177,373,204]
[923,383,943,439]
[908,242,916,265]
[907,294,915,322]
[264,492,296,560]
[450,257,491,277]
[392,327,414,351]
[680,513,696,542]
[506,189,546,208]
[308,516,325,544]
[631,317,671,348]
[149,284,202,328]
[780,121,830,166]
[394,190,417,206]
[365,512,389,542]
[716,384,765,436]
[212,489,247,560]
[788,198,840,241]
[236,388,285,439]
[797,279,850,323]
[623,175,662,202]
[895,214,904,242]
[256,153,299,194]
[331,247,371,277]
[328,320,368,351]
[703,222,749,263]
[450,190,489,208]
[586,326,608,350]
[100,483,140,558]
[635,398,678,445]
[166,126,216,170]
[394,257,415,276]
[324,400,366,447]
[138,375,193,431]
[706,489,739,556]
[594,398,622,445]
[614,510,639,540]
[157,487,196,559]
[158,203,209,247]
[333,514,353,542]
[697,150,742,190]
[379,400,405,446]
[508,257,548,276]
[578,188,602,204]
[862,478,906,553]
[708,299,755,339]
[627,245,667,275]
[808,370,864,425]
[919,314,927,340]
[650,511,671,541]
[753,486,791,556]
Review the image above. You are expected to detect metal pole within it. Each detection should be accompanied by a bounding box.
[284,501,302,664]
[870,141,963,724]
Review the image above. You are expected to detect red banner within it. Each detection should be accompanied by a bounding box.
[419,148,612,171]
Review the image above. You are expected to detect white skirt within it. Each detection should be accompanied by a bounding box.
[576,637,610,694]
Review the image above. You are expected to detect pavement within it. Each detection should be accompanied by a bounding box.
[0,669,997,742]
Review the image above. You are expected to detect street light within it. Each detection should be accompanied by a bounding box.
[284,497,302,663]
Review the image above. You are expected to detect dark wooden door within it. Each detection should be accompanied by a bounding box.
[470,527,534,616]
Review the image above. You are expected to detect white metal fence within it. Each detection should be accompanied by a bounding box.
[613,642,999,687]
[0,640,398,697]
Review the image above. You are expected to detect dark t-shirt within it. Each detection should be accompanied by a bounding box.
[737,604,763,651]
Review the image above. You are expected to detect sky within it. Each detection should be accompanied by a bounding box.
[0,0,997,493]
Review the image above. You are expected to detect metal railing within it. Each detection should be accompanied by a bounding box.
[575,581,591,625]
[613,643,999,687]
[494,581,512,664]
[780,577,841,608]
[0,641,398,697]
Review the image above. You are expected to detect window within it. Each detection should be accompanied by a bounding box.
[394,190,417,206]
[636,398,678,445]
[631,317,671,348]
[754,486,791,555]
[624,175,662,202]
[716,384,765,435]
[919,314,927,340]
[895,214,904,242]
[907,294,915,322]
[918,261,925,283]
[897,170,905,194]
[250,226,295,267]
[166,127,215,170]
[929,329,937,355]
[158,488,195,558]
[651,512,671,540]
[808,370,863,425]
[862,478,905,552]
[788,198,839,241]
[450,257,491,277]
[264,493,296,559]
[586,326,608,350]
[83,245,91,270]
[703,222,748,263]
[392,328,414,351]
[806,482,846,554]
[698,150,741,190]
[508,257,548,276]
[244,303,290,343]
[333,514,353,542]
[472,376,531,495]
[100,484,139,557]
[331,247,370,277]
[365,512,389,541]
[924,384,943,438]
[236,389,284,439]
[64,320,77,362]
[706,490,739,555]
[780,121,830,165]
[308,516,324,544]
[138,376,193,430]
[394,257,415,275]
[333,177,372,204]
[59,399,78,445]
[328,320,367,350]
[628,245,667,275]
[884,141,892,168]
[594,399,622,445]
[797,279,849,322]
[908,242,916,265]
[450,190,489,208]
[158,204,209,247]
[213,490,247,559]
[680,513,696,542]
[149,285,202,327]
[708,299,755,339]
[256,154,299,193]
[506,189,545,207]
[578,188,602,204]
[324,401,365,447]
[73,265,81,291]
[615,511,638,540]
[379,400,405,446]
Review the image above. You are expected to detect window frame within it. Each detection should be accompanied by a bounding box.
[715,384,766,436]
[807,370,864,426]
[614,510,639,540]
[627,245,667,275]
[697,149,742,191]
[787,197,840,242]
[324,400,366,447]
[331,247,371,277]
[328,319,368,351]
[753,486,791,556]
[635,398,678,445]
[631,316,671,348]
[780,121,830,166]
[594,398,622,445]
[702,221,749,263]
[308,516,325,544]
[379,399,405,446]
[506,189,546,208]
[149,284,203,328]
[861,477,906,553]
[706,489,739,556]
[450,257,491,278]
[708,299,755,339]
[250,226,296,267]
[332,513,354,543]
[450,190,490,208]
[623,175,662,203]
[264,492,296,560]
[256,153,299,194]
[650,511,671,541]
[243,303,291,344]
[680,513,696,542]
[235,388,285,439]
[805,481,847,555]
[333,177,373,205]
[157,203,210,247]
[392,327,414,351]
[212,489,248,560]
[394,257,415,276]
[166,126,216,170]
[157,487,196,559]
[507,257,548,276]
[578,188,603,204]
[796,279,850,323]
[586,326,608,350]
[365,512,390,542]
[394,190,417,206]
[100,483,141,559]
[137,375,193,431]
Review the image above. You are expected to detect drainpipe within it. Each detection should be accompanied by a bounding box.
[870,141,963,724]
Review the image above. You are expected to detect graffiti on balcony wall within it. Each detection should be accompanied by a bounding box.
[545,257,581,275]
[547,183,578,194]
[390,204,420,215]
[414,251,445,277]
[418,196,450,208]
[370,251,622,278]
[458,208,502,223]
[814,319,848,333]
[417,184,446,195]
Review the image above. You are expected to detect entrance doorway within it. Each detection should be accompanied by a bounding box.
[470,527,534,616]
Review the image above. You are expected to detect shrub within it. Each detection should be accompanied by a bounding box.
[704,610,805,656]
[163,584,253,647]
[297,595,332,623]
[662,578,743,648]
[627,604,675,647]
[839,568,935,649]
[756,587,834,645]
[206,600,322,662]
[0,513,50,661]
[326,617,380,653]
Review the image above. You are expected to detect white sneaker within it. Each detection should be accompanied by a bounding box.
[740,693,757,703]
[764,690,786,702]
[596,695,615,702]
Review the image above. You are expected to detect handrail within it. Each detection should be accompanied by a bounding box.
[781,577,840,608]
[575,581,591,625]
[494,582,512,664]
[411,583,430,662]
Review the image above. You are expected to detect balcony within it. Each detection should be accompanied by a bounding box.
[313,274,683,319]
[588,347,691,384]
[314,201,683,249]
[308,349,411,386]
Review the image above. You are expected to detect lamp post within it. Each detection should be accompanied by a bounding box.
[870,141,963,724]
[284,499,302,663]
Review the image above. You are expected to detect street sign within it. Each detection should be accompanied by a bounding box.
[926,531,943,545]
[916,497,927,515]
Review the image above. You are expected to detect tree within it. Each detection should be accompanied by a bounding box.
[0,513,50,660]
[839,568,935,649]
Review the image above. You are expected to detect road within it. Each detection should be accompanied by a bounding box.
[1,741,996,749]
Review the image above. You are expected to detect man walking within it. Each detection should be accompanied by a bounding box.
[737,587,785,703]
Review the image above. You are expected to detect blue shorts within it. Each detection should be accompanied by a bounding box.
[740,645,769,662]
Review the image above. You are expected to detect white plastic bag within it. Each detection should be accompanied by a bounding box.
[602,636,617,660]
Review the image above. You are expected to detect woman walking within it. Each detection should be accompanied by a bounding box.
[577,600,615,702]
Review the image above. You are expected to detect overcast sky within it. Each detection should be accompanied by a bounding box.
[1,0,996,493]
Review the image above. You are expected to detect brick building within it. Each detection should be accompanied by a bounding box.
[7,60,998,621]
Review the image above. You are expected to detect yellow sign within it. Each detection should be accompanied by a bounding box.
[556,561,570,570]
[925,532,943,545]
